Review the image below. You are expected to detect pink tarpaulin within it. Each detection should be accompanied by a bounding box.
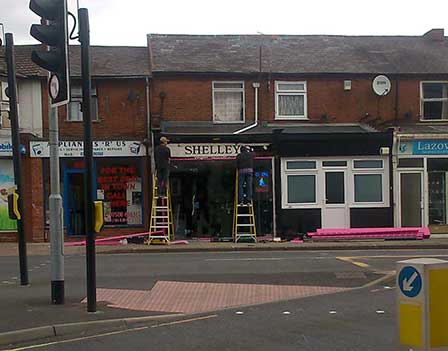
[64,231,163,247]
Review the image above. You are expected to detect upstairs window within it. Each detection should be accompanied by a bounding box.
[275,81,307,119]
[421,82,448,120]
[68,84,99,122]
[212,81,244,123]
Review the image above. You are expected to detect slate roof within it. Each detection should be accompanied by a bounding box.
[147,32,448,74]
[1,45,150,78]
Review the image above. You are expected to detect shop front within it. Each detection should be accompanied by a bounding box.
[396,137,448,233]
[30,140,147,237]
[274,129,393,237]
[165,140,274,239]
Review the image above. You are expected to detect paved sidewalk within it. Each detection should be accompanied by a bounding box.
[1,237,448,257]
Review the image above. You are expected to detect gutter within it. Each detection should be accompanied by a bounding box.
[234,82,259,135]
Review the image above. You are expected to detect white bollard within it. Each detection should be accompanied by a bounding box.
[397,258,448,351]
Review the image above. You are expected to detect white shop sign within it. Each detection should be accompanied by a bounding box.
[169,143,268,158]
[29,140,146,158]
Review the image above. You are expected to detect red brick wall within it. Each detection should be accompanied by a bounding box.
[151,75,423,125]
[42,78,148,140]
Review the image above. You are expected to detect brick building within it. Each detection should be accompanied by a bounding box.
[147,29,448,238]
[2,45,151,242]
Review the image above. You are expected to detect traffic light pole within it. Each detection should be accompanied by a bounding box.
[5,33,29,286]
[49,104,64,304]
[79,8,96,313]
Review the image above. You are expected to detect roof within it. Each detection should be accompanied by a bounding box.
[398,124,448,135]
[147,32,448,75]
[1,45,150,78]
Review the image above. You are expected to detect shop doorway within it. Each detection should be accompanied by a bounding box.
[64,170,85,236]
[322,170,349,228]
[169,158,273,239]
[399,171,424,227]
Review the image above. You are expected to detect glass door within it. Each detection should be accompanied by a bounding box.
[322,171,349,228]
[399,172,423,227]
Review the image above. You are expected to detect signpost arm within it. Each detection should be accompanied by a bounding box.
[5,33,28,286]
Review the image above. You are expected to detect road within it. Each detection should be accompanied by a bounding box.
[1,249,447,350]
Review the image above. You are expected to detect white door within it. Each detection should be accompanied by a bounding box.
[322,171,349,228]
[399,171,424,227]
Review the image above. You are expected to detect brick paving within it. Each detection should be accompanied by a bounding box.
[87,281,350,314]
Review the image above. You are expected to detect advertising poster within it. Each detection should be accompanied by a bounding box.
[0,159,17,231]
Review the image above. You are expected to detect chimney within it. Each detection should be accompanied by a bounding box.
[423,28,445,41]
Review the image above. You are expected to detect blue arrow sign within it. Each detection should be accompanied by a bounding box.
[399,266,422,298]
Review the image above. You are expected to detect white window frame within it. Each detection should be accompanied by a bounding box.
[420,81,448,121]
[212,81,245,124]
[281,157,389,209]
[282,159,319,208]
[67,83,99,122]
[275,81,308,120]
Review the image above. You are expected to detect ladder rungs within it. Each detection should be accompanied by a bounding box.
[237,224,255,227]
[236,214,252,217]
[152,216,171,219]
[154,207,169,210]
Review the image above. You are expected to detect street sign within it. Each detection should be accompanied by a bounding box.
[398,266,422,298]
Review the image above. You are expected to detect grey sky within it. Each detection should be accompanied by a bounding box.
[1,0,447,46]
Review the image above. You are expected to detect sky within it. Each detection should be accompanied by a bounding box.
[0,0,447,46]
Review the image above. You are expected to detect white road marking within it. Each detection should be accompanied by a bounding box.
[282,311,291,315]
[236,311,244,315]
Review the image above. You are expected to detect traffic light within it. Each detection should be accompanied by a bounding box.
[29,0,69,107]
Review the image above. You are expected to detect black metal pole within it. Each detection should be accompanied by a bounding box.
[5,33,29,286]
[79,8,96,312]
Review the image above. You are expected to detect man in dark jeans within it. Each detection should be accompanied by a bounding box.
[154,136,171,197]
[236,145,255,205]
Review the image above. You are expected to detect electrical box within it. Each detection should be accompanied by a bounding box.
[344,80,352,91]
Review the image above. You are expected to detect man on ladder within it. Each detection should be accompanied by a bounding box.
[154,136,171,197]
[236,145,255,205]
[149,136,174,244]
[234,145,257,243]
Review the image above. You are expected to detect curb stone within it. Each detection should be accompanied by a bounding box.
[0,314,183,348]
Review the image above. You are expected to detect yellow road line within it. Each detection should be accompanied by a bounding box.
[151,314,218,328]
[2,326,148,351]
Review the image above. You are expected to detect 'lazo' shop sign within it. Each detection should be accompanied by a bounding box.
[170,143,269,158]
[399,140,448,155]
[30,140,146,158]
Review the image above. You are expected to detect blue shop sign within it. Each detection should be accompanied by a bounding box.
[413,140,448,155]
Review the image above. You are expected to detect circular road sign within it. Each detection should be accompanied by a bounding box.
[49,74,60,100]
[398,266,422,298]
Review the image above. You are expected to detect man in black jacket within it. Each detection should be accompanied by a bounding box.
[236,145,255,204]
[154,136,171,196]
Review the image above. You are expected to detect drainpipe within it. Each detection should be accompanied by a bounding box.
[144,76,153,232]
[234,82,259,134]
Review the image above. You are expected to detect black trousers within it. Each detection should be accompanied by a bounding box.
[156,167,169,196]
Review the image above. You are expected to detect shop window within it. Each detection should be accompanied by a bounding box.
[286,161,316,169]
[287,174,316,204]
[96,160,143,226]
[68,84,99,122]
[398,158,424,168]
[212,81,244,123]
[275,81,307,119]
[421,82,448,120]
[354,160,383,169]
[354,174,383,203]
[0,159,17,230]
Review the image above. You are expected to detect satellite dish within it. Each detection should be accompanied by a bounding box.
[372,75,391,96]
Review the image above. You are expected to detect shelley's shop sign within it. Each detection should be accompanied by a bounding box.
[30,140,146,158]
[399,140,448,155]
[170,143,269,158]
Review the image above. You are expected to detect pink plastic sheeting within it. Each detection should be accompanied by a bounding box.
[64,231,163,247]
[307,227,430,241]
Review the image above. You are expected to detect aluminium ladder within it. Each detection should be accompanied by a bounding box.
[147,174,174,245]
[232,171,257,243]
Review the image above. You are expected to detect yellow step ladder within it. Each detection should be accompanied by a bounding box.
[233,172,257,243]
[147,174,174,245]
